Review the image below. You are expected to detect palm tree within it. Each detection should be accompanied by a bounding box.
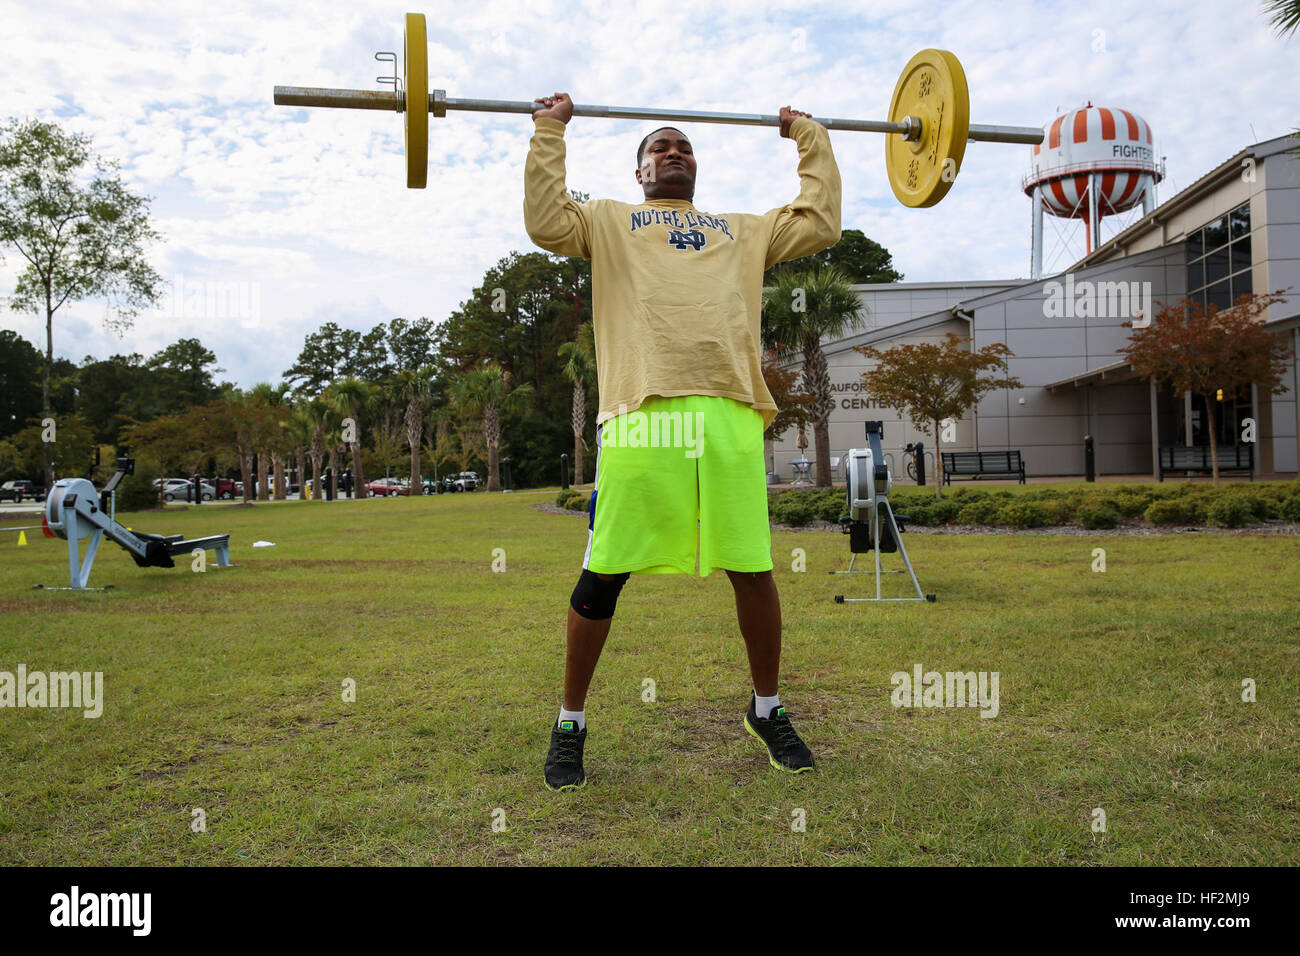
[1262,0,1300,36]
[328,377,375,496]
[393,367,436,492]
[449,364,534,492]
[299,397,329,502]
[557,320,596,485]
[248,382,289,501]
[761,266,865,488]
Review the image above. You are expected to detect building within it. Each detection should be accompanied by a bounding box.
[767,133,1300,482]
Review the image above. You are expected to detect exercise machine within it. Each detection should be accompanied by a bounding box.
[832,422,935,604]
[37,458,232,591]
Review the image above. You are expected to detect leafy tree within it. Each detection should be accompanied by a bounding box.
[10,414,97,483]
[765,228,903,284]
[450,364,534,492]
[0,118,163,487]
[0,330,43,439]
[282,322,390,395]
[1122,291,1291,484]
[856,332,1022,498]
[762,266,865,487]
[387,316,439,373]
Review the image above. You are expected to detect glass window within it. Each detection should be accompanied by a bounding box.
[1229,203,1250,239]
[1185,232,1203,258]
[1206,279,1231,311]
[1205,247,1230,285]
[1186,260,1203,293]
[1231,269,1253,301]
[1203,216,1230,251]
[1231,238,1251,273]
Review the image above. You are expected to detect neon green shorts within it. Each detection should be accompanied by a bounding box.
[582,394,773,578]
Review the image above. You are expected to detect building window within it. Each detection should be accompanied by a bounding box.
[1184,201,1252,310]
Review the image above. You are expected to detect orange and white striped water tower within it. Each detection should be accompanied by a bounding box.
[1025,103,1164,277]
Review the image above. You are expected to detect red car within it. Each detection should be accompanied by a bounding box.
[366,478,405,497]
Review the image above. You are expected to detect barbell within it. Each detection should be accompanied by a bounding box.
[273,13,1044,207]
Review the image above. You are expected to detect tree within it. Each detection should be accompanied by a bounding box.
[282,321,390,396]
[765,228,903,284]
[557,320,596,485]
[761,347,816,445]
[450,364,534,492]
[1122,291,1290,484]
[1262,0,1300,36]
[0,330,43,439]
[0,119,163,488]
[857,333,1022,498]
[327,377,375,495]
[762,266,865,487]
[392,367,436,492]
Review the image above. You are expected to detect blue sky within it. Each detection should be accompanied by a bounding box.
[1,0,1296,389]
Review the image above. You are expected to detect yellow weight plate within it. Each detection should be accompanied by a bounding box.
[885,49,969,207]
[404,12,428,189]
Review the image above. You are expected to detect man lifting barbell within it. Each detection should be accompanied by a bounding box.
[524,92,842,791]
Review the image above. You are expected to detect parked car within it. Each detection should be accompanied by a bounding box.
[162,480,215,502]
[0,480,46,503]
[444,471,481,492]
[366,477,404,497]
[205,477,243,499]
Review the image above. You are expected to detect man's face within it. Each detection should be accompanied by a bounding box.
[637,128,695,200]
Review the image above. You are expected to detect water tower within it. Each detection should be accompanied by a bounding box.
[1025,104,1164,277]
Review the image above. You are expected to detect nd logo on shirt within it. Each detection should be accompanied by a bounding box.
[628,208,735,251]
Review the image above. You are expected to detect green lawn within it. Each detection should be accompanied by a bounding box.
[1,489,1296,865]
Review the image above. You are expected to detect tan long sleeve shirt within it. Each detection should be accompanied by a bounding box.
[523,116,842,431]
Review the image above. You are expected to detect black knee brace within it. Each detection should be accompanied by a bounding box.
[570,569,631,620]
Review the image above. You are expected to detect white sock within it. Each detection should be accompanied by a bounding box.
[558,707,585,731]
[754,692,780,719]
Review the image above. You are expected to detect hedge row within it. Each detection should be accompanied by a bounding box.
[558,482,1300,530]
[763,482,1300,530]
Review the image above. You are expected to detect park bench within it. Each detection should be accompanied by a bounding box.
[1158,444,1253,480]
[940,450,1026,485]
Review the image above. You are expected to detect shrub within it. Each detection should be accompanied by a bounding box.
[956,498,1002,525]
[1043,499,1074,525]
[556,489,588,511]
[1281,494,1300,522]
[1206,496,1257,528]
[1075,501,1119,529]
[815,492,848,524]
[995,501,1049,528]
[1113,490,1154,518]
[1144,498,1196,525]
[896,503,933,526]
[115,460,164,512]
[929,499,963,524]
[770,494,816,526]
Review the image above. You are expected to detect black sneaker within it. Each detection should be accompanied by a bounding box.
[744,698,815,773]
[544,719,588,792]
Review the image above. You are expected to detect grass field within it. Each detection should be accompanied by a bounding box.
[1,489,1297,865]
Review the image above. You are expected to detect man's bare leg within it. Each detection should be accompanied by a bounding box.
[725,568,781,696]
[562,574,620,710]
[727,568,814,772]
